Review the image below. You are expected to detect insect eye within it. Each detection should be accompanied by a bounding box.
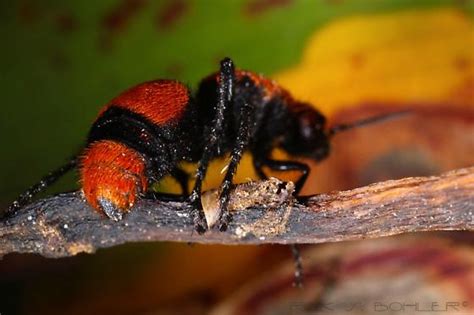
[300,121,314,139]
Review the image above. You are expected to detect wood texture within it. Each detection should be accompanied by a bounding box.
[0,167,472,258]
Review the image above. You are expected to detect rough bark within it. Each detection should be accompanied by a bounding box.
[0,167,472,258]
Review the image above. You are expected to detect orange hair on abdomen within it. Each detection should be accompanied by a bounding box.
[80,140,148,213]
[100,80,190,126]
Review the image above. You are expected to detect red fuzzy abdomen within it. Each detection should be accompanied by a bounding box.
[100,79,190,126]
[80,140,148,216]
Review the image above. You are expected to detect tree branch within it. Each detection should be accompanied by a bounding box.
[1,167,473,258]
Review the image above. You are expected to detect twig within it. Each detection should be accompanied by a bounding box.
[1,167,473,258]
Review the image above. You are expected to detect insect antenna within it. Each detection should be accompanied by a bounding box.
[327,110,409,137]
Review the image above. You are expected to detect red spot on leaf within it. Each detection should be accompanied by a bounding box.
[102,0,147,33]
[244,0,293,18]
[454,56,470,71]
[100,0,147,51]
[17,0,41,25]
[55,11,78,33]
[350,53,366,69]
[156,0,189,31]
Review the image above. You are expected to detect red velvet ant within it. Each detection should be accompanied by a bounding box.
[7,56,405,229]
[7,58,404,283]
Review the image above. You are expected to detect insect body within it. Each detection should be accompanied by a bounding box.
[7,58,402,233]
[83,80,202,221]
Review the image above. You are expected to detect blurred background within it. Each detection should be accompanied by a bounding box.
[0,0,473,314]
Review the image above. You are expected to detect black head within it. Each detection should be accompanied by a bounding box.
[281,102,330,161]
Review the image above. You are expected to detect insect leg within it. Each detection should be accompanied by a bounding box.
[252,157,268,180]
[290,244,304,288]
[189,57,235,233]
[145,167,189,202]
[257,159,310,194]
[5,157,78,217]
[215,102,253,231]
[255,158,308,286]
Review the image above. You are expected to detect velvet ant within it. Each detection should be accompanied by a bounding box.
[7,58,404,284]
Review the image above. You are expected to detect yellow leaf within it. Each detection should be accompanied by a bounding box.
[276,8,474,114]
